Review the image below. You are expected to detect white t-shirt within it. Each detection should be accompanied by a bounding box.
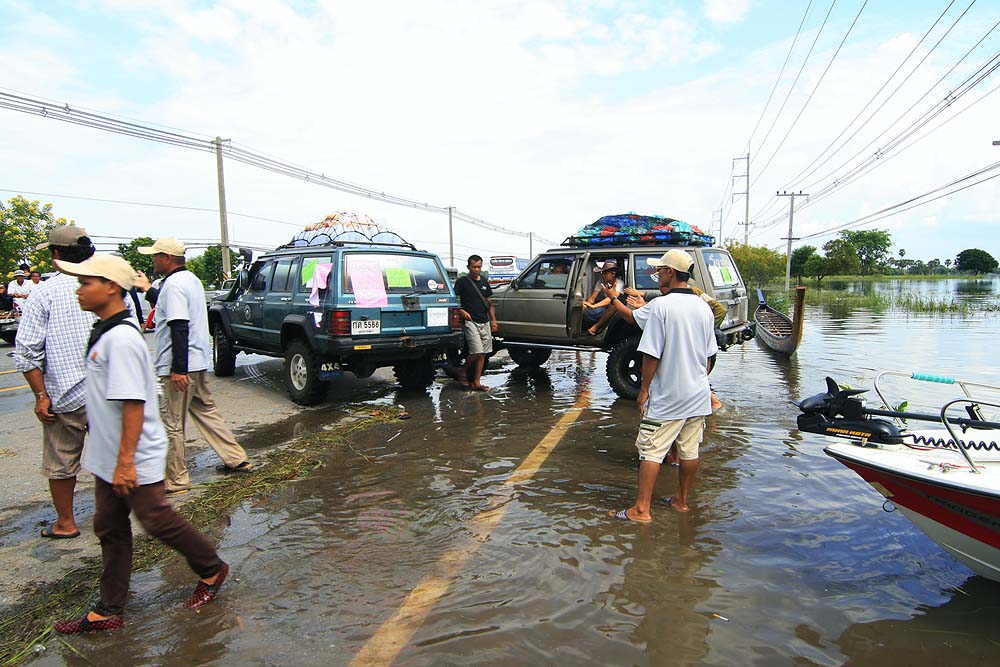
[84,320,168,485]
[7,279,31,310]
[632,289,719,421]
[153,269,211,376]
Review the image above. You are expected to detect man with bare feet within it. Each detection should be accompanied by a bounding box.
[604,250,717,521]
[446,255,497,392]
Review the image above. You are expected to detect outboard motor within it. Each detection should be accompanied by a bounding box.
[795,377,903,445]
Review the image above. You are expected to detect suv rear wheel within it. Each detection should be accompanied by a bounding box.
[285,339,328,405]
[507,346,552,368]
[213,325,237,377]
[394,358,436,390]
[607,336,642,399]
[0,332,15,345]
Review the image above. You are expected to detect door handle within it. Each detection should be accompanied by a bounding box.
[254,297,265,302]
[280,297,292,302]
[552,293,567,298]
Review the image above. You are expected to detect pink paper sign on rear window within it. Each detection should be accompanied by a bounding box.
[348,259,388,307]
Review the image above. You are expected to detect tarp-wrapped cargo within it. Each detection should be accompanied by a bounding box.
[562,213,715,248]
[288,212,409,247]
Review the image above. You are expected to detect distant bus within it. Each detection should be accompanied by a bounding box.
[487,255,531,287]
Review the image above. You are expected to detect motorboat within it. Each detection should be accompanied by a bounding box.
[795,372,1000,582]
[754,287,805,355]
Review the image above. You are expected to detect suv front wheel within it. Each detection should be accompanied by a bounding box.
[607,336,642,400]
[213,325,237,377]
[285,339,329,405]
[507,346,552,368]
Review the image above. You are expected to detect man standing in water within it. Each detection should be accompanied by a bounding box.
[604,249,717,520]
[133,237,251,496]
[446,254,497,391]
[52,254,228,633]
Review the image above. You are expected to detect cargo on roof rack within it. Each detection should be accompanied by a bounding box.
[561,213,715,248]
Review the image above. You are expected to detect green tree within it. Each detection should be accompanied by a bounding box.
[187,245,241,287]
[803,255,830,286]
[0,195,72,276]
[840,229,891,275]
[790,245,817,283]
[954,248,998,275]
[117,237,157,277]
[726,243,786,288]
[822,238,861,275]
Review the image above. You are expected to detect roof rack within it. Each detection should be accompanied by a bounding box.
[279,211,418,251]
[274,238,417,251]
[561,213,715,248]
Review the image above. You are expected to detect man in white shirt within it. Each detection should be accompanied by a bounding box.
[50,254,228,634]
[7,270,31,311]
[133,237,251,496]
[604,249,718,521]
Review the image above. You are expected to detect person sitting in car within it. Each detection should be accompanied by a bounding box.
[584,261,625,335]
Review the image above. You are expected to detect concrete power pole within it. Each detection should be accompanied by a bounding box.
[732,153,750,244]
[214,137,232,280]
[447,206,455,268]
[778,190,807,291]
[529,232,534,257]
[711,209,723,245]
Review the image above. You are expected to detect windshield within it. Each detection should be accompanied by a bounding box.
[343,253,448,295]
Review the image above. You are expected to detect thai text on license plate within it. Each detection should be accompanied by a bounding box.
[351,318,381,335]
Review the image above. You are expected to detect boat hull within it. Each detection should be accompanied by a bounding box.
[827,445,1000,583]
[754,307,796,354]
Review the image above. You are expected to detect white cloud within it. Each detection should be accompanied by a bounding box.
[703,0,751,24]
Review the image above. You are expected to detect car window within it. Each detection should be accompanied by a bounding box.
[299,256,335,290]
[270,258,298,293]
[635,254,662,291]
[250,262,273,292]
[702,250,742,288]
[518,257,573,289]
[342,253,448,295]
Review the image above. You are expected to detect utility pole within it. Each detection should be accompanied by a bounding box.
[447,206,455,268]
[778,190,807,291]
[711,209,723,246]
[214,137,232,279]
[733,153,750,244]
[529,232,534,257]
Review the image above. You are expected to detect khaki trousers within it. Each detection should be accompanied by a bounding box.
[160,370,247,492]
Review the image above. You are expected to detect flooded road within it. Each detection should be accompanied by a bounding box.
[32,284,1000,666]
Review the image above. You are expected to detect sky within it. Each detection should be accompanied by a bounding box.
[1,0,998,269]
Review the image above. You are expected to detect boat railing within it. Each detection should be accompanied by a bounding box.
[941,398,1000,474]
[873,371,1000,427]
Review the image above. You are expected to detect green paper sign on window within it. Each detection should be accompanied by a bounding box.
[385,267,412,288]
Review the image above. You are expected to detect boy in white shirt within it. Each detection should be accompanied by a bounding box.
[50,255,229,634]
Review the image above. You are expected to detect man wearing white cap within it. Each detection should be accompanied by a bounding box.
[7,269,31,311]
[51,254,228,634]
[14,225,98,539]
[133,237,250,496]
[603,249,718,520]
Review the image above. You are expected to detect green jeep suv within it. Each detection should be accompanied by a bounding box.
[209,239,464,405]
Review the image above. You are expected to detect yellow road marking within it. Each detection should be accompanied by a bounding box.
[351,392,590,666]
[0,369,20,375]
[0,384,29,393]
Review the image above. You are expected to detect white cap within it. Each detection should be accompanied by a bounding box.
[54,254,138,290]
[137,237,186,256]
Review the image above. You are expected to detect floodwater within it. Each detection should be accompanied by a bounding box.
[32,281,1000,666]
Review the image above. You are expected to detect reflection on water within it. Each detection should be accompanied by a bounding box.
[827,277,1000,307]
[33,300,1000,666]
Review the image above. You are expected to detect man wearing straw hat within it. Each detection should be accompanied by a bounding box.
[133,237,251,496]
[51,254,227,633]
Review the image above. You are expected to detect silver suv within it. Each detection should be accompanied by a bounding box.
[491,245,754,398]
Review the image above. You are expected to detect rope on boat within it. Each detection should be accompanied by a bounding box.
[906,432,1000,452]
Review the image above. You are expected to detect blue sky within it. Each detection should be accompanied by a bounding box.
[1,0,997,266]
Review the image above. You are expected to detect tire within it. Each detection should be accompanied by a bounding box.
[394,358,436,390]
[0,331,15,345]
[507,346,552,368]
[212,325,236,377]
[606,336,642,400]
[284,339,329,405]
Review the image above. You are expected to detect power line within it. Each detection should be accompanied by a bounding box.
[0,90,558,247]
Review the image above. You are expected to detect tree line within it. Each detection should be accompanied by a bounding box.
[728,228,998,288]
[2,195,240,287]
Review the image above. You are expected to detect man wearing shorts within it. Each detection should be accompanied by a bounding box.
[604,249,718,520]
[14,226,98,539]
[448,254,497,392]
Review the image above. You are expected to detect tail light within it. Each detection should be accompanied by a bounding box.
[449,307,463,331]
[329,310,351,336]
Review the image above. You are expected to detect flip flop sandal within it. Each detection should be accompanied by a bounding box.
[41,525,80,540]
[608,509,651,523]
[215,461,253,473]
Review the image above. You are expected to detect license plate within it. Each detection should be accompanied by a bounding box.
[351,318,381,335]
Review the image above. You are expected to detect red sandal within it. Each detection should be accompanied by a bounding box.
[185,562,229,609]
[54,613,124,634]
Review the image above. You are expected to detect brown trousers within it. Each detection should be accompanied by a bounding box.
[93,477,222,616]
[160,370,247,492]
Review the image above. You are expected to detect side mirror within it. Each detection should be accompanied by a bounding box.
[238,247,254,266]
[239,269,250,289]
[510,280,520,290]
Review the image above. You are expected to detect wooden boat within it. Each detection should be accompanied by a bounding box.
[754,286,805,355]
